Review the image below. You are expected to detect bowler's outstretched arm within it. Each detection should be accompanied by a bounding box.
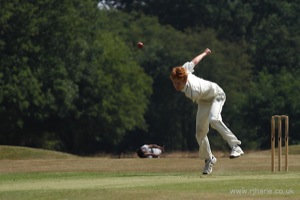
[191,48,211,66]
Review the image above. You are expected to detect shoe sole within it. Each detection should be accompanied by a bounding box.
[229,152,244,159]
[229,155,240,159]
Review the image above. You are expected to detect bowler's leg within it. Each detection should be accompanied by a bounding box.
[195,102,213,160]
[209,93,244,158]
[209,93,241,146]
[196,102,217,174]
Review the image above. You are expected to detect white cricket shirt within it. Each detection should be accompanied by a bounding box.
[181,62,223,102]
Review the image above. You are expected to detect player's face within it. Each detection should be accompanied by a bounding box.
[172,79,186,91]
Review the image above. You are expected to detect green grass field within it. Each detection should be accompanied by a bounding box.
[0,145,299,200]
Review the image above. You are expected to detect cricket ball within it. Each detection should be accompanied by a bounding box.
[137,42,144,49]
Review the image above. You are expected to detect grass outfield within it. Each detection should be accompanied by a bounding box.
[0,146,299,200]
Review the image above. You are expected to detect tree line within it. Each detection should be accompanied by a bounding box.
[1,0,299,154]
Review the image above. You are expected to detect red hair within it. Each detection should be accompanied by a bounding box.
[170,66,187,81]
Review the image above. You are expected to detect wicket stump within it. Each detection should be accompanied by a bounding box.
[271,115,289,172]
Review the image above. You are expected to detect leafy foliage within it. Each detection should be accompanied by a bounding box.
[105,0,300,151]
[1,0,300,154]
[0,0,152,153]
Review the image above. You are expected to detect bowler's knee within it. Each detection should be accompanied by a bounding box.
[195,127,208,142]
[209,116,221,129]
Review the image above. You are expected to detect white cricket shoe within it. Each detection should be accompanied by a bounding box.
[202,156,217,175]
[230,145,244,159]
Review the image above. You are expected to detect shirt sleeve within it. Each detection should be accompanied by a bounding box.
[182,62,195,74]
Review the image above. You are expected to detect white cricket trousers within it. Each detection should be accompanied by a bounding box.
[195,92,241,160]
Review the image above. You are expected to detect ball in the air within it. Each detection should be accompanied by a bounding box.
[137,42,144,49]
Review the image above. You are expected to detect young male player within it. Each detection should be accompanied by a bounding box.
[169,48,244,174]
